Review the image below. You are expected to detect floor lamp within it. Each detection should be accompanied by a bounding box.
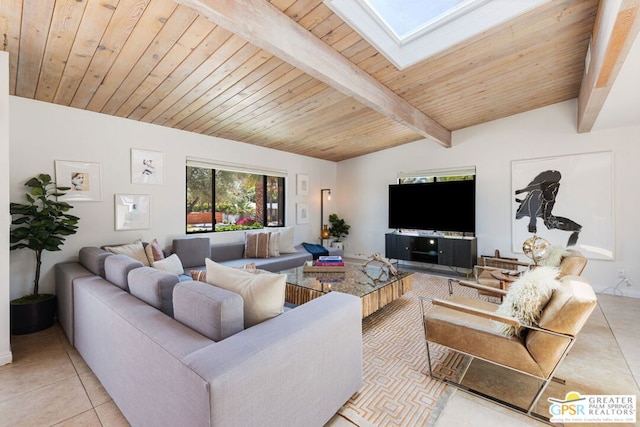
[320,188,331,239]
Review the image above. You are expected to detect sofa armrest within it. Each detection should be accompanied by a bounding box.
[430,298,519,327]
[184,292,363,427]
[458,279,509,296]
[55,262,96,345]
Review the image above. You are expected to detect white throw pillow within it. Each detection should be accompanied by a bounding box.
[277,226,297,253]
[495,266,561,337]
[205,258,286,327]
[104,240,150,266]
[152,254,184,276]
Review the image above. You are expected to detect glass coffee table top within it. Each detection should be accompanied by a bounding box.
[281,262,412,298]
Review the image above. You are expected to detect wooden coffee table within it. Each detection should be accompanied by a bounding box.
[281,263,413,317]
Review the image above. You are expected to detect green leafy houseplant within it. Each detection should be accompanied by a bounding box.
[328,213,350,242]
[10,174,80,302]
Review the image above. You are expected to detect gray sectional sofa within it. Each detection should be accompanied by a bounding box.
[55,245,362,427]
[173,237,343,279]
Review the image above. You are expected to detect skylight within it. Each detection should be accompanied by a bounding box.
[325,0,552,70]
[365,0,484,41]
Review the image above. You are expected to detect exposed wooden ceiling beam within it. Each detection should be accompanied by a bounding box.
[577,0,640,132]
[175,0,451,148]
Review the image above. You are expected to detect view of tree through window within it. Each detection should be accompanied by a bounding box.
[186,166,284,233]
[399,174,474,184]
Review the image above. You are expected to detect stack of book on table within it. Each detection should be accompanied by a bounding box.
[302,256,346,272]
[315,256,344,266]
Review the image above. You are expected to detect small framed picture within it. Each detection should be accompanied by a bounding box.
[55,160,103,202]
[115,194,151,230]
[296,203,309,224]
[296,174,309,196]
[131,148,164,185]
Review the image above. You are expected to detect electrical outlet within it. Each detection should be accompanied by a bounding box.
[618,269,626,277]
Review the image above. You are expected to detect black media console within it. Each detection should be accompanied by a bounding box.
[385,232,477,270]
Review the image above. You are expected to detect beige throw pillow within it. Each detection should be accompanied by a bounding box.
[152,254,184,276]
[104,240,150,266]
[495,266,561,337]
[268,232,280,257]
[277,226,297,253]
[245,232,270,258]
[205,258,285,327]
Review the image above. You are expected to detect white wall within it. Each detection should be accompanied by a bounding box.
[1,52,13,365]
[337,99,640,296]
[8,97,337,301]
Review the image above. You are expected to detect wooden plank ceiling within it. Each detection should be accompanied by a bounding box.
[0,0,604,162]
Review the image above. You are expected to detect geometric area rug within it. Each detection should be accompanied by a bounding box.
[337,273,474,426]
[336,273,640,426]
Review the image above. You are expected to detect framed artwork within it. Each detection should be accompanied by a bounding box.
[296,203,309,224]
[296,174,309,196]
[55,160,103,202]
[131,149,164,185]
[511,151,614,260]
[115,194,151,230]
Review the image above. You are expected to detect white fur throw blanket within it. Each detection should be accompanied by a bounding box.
[538,246,570,267]
[495,266,561,337]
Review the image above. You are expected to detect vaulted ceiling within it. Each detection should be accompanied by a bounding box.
[1,0,638,161]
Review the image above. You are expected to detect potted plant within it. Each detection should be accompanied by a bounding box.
[328,213,350,249]
[10,174,80,334]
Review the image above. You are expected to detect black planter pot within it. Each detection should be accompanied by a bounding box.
[10,294,57,335]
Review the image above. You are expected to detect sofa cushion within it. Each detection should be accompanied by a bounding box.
[172,237,211,268]
[129,267,180,317]
[210,242,245,263]
[145,238,165,264]
[205,258,286,327]
[79,247,113,277]
[153,254,184,276]
[104,254,144,291]
[494,266,561,337]
[104,240,150,266]
[173,281,244,341]
[244,232,270,258]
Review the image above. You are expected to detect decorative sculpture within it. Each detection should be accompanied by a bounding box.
[359,252,398,276]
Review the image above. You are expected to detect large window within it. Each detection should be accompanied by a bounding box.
[186,164,285,233]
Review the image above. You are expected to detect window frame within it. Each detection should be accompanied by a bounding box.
[185,160,286,234]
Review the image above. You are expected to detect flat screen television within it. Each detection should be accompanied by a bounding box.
[388,179,475,233]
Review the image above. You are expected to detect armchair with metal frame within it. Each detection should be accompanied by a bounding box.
[447,255,532,299]
[420,275,597,422]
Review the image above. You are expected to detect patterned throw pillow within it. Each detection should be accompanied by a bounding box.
[145,238,165,265]
[268,232,280,257]
[245,232,270,258]
[191,270,207,282]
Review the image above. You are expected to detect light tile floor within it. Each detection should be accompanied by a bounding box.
[1,293,637,427]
